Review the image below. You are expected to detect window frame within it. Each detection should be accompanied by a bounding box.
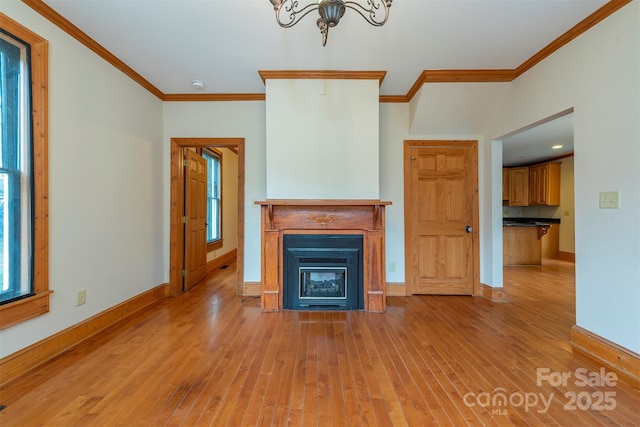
[201,147,223,252]
[0,14,50,330]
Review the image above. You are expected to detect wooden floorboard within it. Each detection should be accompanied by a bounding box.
[1,259,639,426]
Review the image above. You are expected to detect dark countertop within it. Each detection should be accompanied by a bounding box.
[503,217,561,226]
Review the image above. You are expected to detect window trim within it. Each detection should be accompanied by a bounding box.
[0,14,50,330]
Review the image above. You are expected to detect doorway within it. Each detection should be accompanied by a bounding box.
[169,138,245,297]
[501,110,575,267]
[500,110,576,312]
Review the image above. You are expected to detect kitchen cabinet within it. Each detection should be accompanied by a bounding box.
[502,168,510,201]
[529,162,561,205]
[508,167,529,206]
[503,225,540,265]
[503,219,561,265]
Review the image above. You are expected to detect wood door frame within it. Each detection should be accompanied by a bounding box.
[403,140,480,296]
[169,137,245,297]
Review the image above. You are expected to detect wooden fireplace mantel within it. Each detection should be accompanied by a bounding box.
[255,199,391,313]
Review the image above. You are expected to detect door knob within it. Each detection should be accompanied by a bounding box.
[465,225,473,233]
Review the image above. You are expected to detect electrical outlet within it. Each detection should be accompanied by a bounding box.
[599,191,620,209]
[76,289,87,306]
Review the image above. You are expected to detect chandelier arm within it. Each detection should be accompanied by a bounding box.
[344,0,390,26]
[275,0,321,28]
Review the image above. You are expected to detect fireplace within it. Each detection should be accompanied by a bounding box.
[283,234,363,310]
[256,199,391,312]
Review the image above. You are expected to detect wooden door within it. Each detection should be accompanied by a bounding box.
[405,141,478,295]
[184,149,208,290]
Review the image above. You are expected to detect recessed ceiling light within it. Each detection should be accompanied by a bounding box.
[552,145,563,149]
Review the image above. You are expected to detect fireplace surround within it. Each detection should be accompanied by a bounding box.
[256,199,391,312]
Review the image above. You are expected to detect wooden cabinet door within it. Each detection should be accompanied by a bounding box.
[529,163,561,205]
[529,164,547,204]
[502,168,510,201]
[545,162,561,205]
[509,167,529,206]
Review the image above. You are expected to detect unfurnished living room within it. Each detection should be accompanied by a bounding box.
[1,0,639,425]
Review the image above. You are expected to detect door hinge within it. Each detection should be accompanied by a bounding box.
[183,158,188,167]
[182,269,187,278]
[182,216,188,224]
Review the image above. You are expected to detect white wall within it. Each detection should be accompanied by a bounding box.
[265,79,380,199]
[1,2,165,358]
[484,3,639,352]
[558,157,575,253]
[379,103,409,283]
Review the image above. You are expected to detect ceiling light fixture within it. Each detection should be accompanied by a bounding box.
[269,0,392,46]
[552,145,563,149]
[192,80,205,90]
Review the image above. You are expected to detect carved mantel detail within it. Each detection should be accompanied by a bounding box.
[309,214,337,225]
[255,199,391,313]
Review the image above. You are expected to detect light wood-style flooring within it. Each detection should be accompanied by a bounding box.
[1,260,639,426]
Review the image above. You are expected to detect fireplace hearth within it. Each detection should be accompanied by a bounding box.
[283,234,363,310]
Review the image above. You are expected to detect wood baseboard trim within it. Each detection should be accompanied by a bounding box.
[557,251,576,262]
[479,283,508,302]
[205,249,238,275]
[243,282,261,296]
[0,283,168,387]
[570,325,640,386]
[386,282,406,296]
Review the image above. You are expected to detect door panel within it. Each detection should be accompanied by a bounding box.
[407,143,477,295]
[184,149,208,290]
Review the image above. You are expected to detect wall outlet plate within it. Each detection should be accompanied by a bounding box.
[76,289,87,306]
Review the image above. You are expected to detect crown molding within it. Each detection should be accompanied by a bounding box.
[20,0,631,103]
[258,70,387,86]
[163,93,266,102]
[404,69,516,102]
[515,0,632,77]
[380,95,409,103]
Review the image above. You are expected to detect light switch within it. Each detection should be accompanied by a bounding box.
[599,191,620,209]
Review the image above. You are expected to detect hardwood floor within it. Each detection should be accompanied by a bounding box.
[1,260,639,426]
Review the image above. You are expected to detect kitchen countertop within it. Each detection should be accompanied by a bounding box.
[503,217,561,226]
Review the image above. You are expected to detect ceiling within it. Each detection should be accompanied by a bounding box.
[38,0,610,97]
[33,0,608,163]
[502,112,574,167]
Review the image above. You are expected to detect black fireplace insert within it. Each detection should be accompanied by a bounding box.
[283,234,363,310]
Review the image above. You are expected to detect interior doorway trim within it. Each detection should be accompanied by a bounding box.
[170,137,245,297]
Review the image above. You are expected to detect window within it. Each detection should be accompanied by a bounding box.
[202,148,222,247]
[1,30,32,304]
[0,15,49,329]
